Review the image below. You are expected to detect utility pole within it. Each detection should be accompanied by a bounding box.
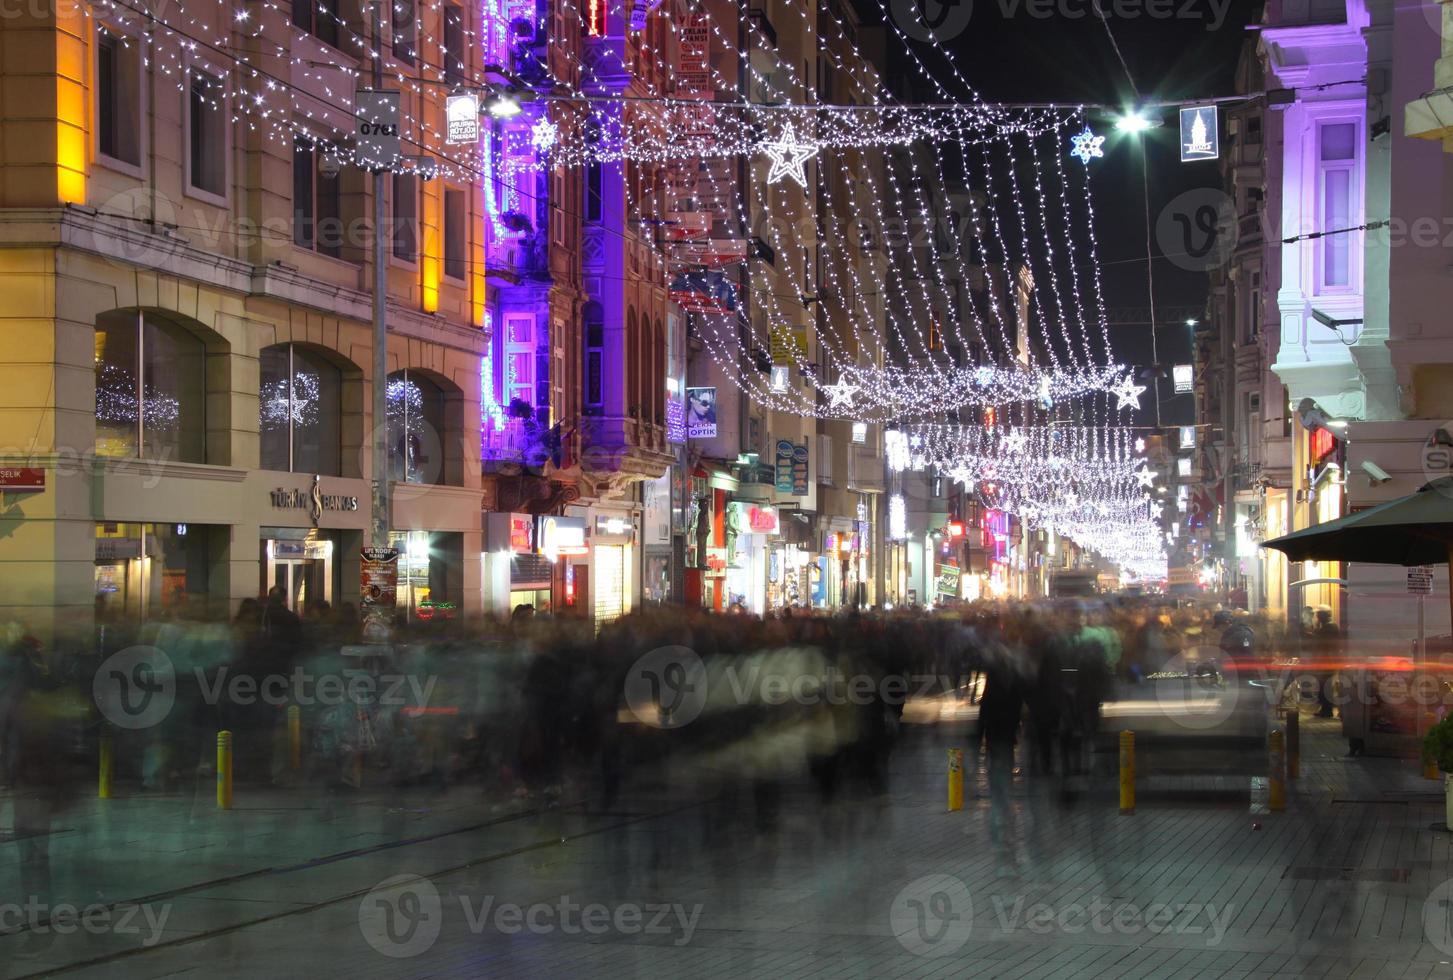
[371,4,390,560]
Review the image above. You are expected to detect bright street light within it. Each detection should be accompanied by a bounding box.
[1114,110,1158,134]
[484,89,522,118]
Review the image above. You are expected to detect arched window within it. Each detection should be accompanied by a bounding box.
[583,301,604,415]
[95,310,207,463]
[626,308,638,417]
[387,370,446,485]
[259,343,342,475]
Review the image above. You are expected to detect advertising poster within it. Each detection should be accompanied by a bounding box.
[685,387,717,438]
[936,563,961,598]
[360,546,399,643]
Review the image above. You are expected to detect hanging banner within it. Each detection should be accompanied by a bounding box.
[1179,104,1219,162]
[661,211,713,242]
[775,439,795,493]
[670,238,748,268]
[355,90,401,169]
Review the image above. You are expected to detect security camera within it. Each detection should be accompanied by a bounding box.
[1361,460,1391,486]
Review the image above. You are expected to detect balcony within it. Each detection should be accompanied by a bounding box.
[577,415,674,493]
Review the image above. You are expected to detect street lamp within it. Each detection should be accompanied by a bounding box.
[484,88,523,118]
[1114,109,1160,134]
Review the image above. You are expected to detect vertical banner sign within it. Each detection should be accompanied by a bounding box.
[359,546,400,643]
[355,90,401,169]
[935,563,961,598]
[1179,104,1219,162]
[792,443,810,495]
[445,92,479,144]
[775,439,795,493]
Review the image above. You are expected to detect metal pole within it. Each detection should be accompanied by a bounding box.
[371,2,390,556]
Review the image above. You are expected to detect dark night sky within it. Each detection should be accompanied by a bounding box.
[860,0,1266,426]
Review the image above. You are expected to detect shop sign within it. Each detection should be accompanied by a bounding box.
[270,475,359,526]
[96,537,142,561]
[272,539,331,560]
[774,440,794,492]
[935,563,961,597]
[730,502,779,535]
[791,443,809,495]
[594,514,636,544]
[0,467,44,491]
[537,515,589,561]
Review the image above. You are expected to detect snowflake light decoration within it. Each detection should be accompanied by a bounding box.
[1069,126,1105,165]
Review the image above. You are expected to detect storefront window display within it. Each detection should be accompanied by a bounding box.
[391,530,463,622]
[96,522,215,621]
[259,343,343,475]
[95,310,208,463]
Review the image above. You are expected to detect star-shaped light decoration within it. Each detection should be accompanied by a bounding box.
[531,118,559,153]
[1135,465,1156,489]
[822,379,859,409]
[1069,126,1105,165]
[1001,429,1029,454]
[762,122,819,188]
[1111,374,1147,411]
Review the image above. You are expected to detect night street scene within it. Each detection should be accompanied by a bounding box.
[12,0,1453,976]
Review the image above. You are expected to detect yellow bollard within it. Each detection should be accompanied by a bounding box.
[1269,729,1286,812]
[1119,730,1135,815]
[1284,708,1299,780]
[98,729,113,800]
[216,731,233,810]
[288,705,302,772]
[947,748,964,811]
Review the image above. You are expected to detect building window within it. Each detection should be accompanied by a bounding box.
[586,162,603,222]
[292,0,339,47]
[293,135,343,259]
[442,4,465,87]
[584,302,604,414]
[97,29,141,166]
[393,172,418,262]
[444,187,467,281]
[1318,122,1356,290]
[187,69,226,198]
[1246,272,1261,344]
[259,344,342,475]
[387,370,446,484]
[504,314,535,412]
[95,310,207,463]
[391,0,416,65]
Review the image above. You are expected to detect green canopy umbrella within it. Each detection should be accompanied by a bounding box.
[1262,477,1453,567]
[1262,477,1453,629]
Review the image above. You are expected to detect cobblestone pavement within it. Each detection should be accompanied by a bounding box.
[5,715,1453,979]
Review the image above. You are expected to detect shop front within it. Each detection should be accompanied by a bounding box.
[725,501,778,614]
[483,512,554,617]
[588,510,637,627]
